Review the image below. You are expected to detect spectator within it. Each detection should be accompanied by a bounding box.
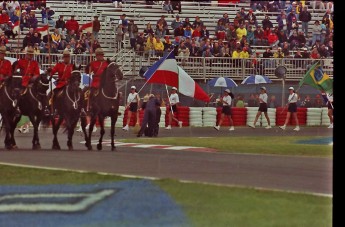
[27,11,38,29]
[311,20,322,47]
[274,47,284,58]
[65,15,79,35]
[239,7,246,19]
[143,22,154,37]
[301,47,310,58]
[55,15,65,34]
[318,44,329,58]
[277,29,288,47]
[300,95,313,107]
[118,13,128,33]
[157,15,168,36]
[267,30,279,48]
[45,6,55,27]
[74,41,85,55]
[184,25,193,38]
[171,0,181,14]
[22,33,32,49]
[128,19,138,49]
[297,31,306,48]
[182,17,192,28]
[286,9,297,35]
[253,25,267,45]
[192,16,203,29]
[171,15,182,30]
[268,95,279,108]
[92,15,101,41]
[200,25,210,39]
[163,0,173,14]
[299,6,312,37]
[247,93,258,107]
[244,9,258,28]
[293,49,303,67]
[326,40,333,57]
[281,42,290,56]
[288,31,299,49]
[154,36,164,57]
[135,32,145,54]
[91,39,101,52]
[310,47,320,59]
[115,24,124,51]
[163,35,172,51]
[236,23,247,41]
[276,12,288,35]
[31,31,41,44]
[144,34,155,57]
[233,12,244,26]
[262,15,273,30]
[155,20,166,38]
[191,25,202,41]
[219,13,230,25]
[178,41,190,65]
[189,42,200,57]
[314,94,324,108]
[174,23,184,38]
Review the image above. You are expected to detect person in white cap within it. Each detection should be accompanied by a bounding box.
[123,85,140,131]
[279,87,300,131]
[249,87,271,129]
[165,86,182,129]
[214,89,235,131]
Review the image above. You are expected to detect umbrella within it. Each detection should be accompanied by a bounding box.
[208,76,238,88]
[241,75,272,85]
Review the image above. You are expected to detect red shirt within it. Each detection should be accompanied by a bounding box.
[0,59,12,81]
[51,62,74,88]
[15,58,40,87]
[87,60,109,88]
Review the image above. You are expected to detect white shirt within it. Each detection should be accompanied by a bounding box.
[259,93,268,103]
[169,93,179,105]
[222,95,232,106]
[288,93,298,103]
[127,92,139,103]
[327,93,333,102]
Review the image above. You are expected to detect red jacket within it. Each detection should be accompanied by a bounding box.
[65,19,79,33]
[0,59,12,81]
[51,62,74,88]
[87,60,108,88]
[15,58,40,87]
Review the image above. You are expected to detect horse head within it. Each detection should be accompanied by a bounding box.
[100,61,123,95]
[33,73,50,95]
[69,70,82,89]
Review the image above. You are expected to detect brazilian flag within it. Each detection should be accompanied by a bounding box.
[299,61,333,92]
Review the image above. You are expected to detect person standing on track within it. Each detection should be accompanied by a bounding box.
[123,85,140,131]
[279,86,300,131]
[249,86,271,129]
[165,86,182,130]
[214,89,235,131]
[321,90,333,128]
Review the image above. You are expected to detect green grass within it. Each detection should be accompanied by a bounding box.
[119,136,333,157]
[0,165,332,227]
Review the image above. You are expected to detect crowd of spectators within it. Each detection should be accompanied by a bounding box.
[0,0,334,71]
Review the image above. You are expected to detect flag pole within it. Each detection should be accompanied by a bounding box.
[165,84,174,115]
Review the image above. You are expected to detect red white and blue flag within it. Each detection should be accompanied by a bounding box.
[144,52,210,102]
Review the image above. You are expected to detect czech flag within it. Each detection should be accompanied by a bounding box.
[36,25,49,36]
[80,22,93,33]
[144,51,210,102]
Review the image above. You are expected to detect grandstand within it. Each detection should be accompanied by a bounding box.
[6,0,333,83]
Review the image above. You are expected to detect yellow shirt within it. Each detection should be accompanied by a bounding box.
[232,51,241,59]
[154,41,164,51]
[236,27,247,41]
[240,51,249,59]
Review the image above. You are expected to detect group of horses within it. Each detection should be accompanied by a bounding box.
[0,61,123,151]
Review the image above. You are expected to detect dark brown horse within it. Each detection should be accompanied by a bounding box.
[0,76,21,150]
[51,70,88,150]
[17,72,51,149]
[84,62,123,151]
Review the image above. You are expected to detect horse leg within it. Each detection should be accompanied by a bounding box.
[86,115,97,151]
[80,115,89,149]
[110,115,116,151]
[66,118,78,151]
[30,115,41,150]
[97,115,105,151]
[52,116,63,150]
[9,116,20,150]
[2,116,14,150]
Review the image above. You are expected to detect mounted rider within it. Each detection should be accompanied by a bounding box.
[14,47,46,115]
[47,49,84,115]
[85,47,109,110]
[0,46,12,86]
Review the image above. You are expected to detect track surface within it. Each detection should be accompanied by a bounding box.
[0,126,333,195]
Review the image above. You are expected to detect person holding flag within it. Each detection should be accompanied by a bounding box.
[122,85,140,131]
[279,87,300,131]
[165,87,182,130]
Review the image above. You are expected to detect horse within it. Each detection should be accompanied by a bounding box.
[51,70,88,150]
[0,76,22,150]
[17,72,51,149]
[84,61,123,151]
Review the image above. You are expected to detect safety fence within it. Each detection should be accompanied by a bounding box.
[113,106,331,128]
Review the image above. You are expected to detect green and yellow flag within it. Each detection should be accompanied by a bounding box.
[299,61,333,92]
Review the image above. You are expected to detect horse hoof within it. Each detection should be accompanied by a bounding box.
[11,145,18,150]
[33,144,41,150]
[88,145,93,150]
[52,145,61,150]
[97,144,102,150]
[111,147,116,151]
[68,146,73,151]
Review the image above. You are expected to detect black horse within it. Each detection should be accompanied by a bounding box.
[84,62,123,151]
[0,76,22,150]
[51,70,88,150]
[17,72,51,149]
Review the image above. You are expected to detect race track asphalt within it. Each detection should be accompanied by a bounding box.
[0,126,333,196]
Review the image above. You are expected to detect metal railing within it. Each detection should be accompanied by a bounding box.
[6,52,333,82]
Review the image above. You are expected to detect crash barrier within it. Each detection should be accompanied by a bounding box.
[103,106,331,128]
